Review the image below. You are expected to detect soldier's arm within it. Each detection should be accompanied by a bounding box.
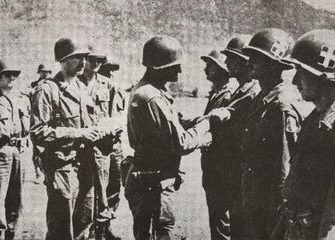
[0,104,12,146]
[147,96,212,156]
[318,167,335,239]
[267,105,300,224]
[30,84,99,147]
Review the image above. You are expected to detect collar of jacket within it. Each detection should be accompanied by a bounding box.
[262,81,285,104]
[319,100,335,130]
[214,77,239,96]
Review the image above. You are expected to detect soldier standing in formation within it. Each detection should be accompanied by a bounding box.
[31,38,105,240]
[78,47,125,240]
[282,29,335,240]
[125,35,214,240]
[206,35,262,240]
[0,60,30,240]
[240,28,306,240]
[199,49,238,240]
[30,64,52,184]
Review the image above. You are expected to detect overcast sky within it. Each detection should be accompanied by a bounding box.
[302,0,335,12]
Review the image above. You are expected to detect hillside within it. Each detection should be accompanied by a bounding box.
[0,0,334,90]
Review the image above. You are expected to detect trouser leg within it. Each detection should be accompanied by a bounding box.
[107,149,123,212]
[204,186,230,240]
[0,146,14,231]
[5,148,22,240]
[73,158,94,240]
[46,185,77,240]
[125,174,175,240]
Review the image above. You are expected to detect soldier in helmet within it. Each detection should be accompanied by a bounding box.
[30,64,52,184]
[201,35,262,240]
[125,35,213,240]
[30,38,119,240]
[280,29,335,240]
[78,46,125,240]
[31,64,52,88]
[199,49,239,240]
[235,28,307,240]
[0,60,29,240]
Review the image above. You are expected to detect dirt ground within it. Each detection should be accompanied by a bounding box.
[18,97,210,240]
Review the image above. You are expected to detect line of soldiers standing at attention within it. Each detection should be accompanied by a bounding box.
[0,27,334,240]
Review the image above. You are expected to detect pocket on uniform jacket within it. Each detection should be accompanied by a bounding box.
[97,90,110,102]
[53,169,79,199]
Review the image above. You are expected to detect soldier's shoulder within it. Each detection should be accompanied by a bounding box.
[35,79,57,92]
[272,85,313,120]
[133,83,162,102]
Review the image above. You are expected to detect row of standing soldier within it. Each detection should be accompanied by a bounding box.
[0,38,126,240]
[0,27,335,240]
[126,28,335,240]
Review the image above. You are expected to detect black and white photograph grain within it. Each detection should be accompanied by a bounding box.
[0,0,335,239]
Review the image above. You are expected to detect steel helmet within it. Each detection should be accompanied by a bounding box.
[287,29,335,80]
[54,38,90,62]
[0,60,21,77]
[142,35,183,69]
[37,64,52,74]
[201,50,228,72]
[243,28,294,69]
[221,34,252,60]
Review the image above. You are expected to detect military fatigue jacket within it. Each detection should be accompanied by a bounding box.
[127,77,212,178]
[211,79,261,174]
[204,78,239,115]
[283,100,335,238]
[240,82,306,236]
[79,73,125,154]
[30,71,95,166]
[0,92,30,147]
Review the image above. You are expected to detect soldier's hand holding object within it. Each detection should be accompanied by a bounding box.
[208,107,232,122]
[74,128,101,142]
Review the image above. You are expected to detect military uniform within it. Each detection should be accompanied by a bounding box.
[30,77,51,180]
[210,79,261,240]
[31,72,95,240]
[201,77,239,240]
[0,90,29,239]
[126,77,212,240]
[79,73,125,228]
[282,102,335,239]
[240,82,303,240]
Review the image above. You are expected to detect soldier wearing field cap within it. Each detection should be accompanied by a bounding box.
[199,49,239,240]
[125,35,213,240]
[78,46,125,240]
[238,28,307,240]
[0,60,30,240]
[30,38,120,240]
[280,29,335,240]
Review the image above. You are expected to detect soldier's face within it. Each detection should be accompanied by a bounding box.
[39,71,50,79]
[225,54,244,78]
[204,61,228,83]
[86,56,102,73]
[248,52,270,80]
[62,54,86,76]
[293,68,322,102]
[159,65,182,82]
[0,72,18,92]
